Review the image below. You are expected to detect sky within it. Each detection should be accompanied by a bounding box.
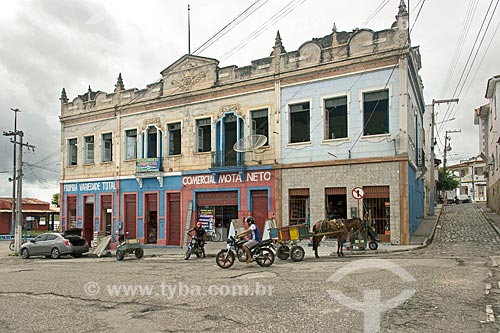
[0,0,498,203]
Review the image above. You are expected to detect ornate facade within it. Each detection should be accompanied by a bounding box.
[59,1,426,246]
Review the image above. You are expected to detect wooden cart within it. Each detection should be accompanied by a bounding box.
[269,224,311,262]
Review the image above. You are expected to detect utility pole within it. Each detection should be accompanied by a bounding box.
[8,108,20,235]
[442,129,461,204]
[430,99,458,210]
[3,129,35,253]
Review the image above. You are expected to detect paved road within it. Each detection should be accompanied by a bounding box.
[1,203,500,332]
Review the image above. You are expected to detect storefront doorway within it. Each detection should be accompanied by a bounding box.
[83,196,94,245]
[100,195,112,236]
[124,194,137,238]
[363,186,390,242]
[251,189,268,234]
[145,193,158,244]
[325,188,347,220]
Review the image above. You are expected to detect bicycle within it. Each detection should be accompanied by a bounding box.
[9,238,27,251]
[207,228,221,242]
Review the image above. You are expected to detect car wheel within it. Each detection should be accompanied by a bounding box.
[21,248,30,259]
[51,247,61,259]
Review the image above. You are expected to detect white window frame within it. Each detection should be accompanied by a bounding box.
[124,128,137,160]
[321,93,350,140]
[84,135,94,164]
[101,132,113,162]
[167,121,182,156]
[195,117,212,153]
[288,99,312,144]
[68,138,77,166]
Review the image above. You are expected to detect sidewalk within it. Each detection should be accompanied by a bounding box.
[0,209,442,260]
[478,202,500,236]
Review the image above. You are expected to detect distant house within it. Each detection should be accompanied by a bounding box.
[0,197,59,234]
[447,157,487,202]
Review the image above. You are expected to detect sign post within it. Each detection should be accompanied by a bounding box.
[351,187,365,251]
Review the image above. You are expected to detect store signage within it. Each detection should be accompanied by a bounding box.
[182,170,272,186]
[198,206,215,230]
[136,158,160,172]
[63,181,116,193]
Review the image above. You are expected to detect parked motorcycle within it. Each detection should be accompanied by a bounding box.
[215,236,275,269]
[184,235,205,260]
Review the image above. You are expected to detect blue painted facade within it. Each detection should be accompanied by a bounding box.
[280,68,400,163]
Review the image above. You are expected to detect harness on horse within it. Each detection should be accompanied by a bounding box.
[317,218,345,234]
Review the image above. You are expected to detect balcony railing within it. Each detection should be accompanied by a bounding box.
[211,151,244,168]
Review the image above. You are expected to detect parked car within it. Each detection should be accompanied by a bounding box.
[20,229,89,259]
[457,195,472,203]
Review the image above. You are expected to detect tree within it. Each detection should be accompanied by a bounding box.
[436,167,459,192]
[51,193,60,207]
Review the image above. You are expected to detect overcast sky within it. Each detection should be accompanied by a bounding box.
[0,0,498,203]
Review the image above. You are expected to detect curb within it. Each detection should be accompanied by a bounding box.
[422,205,443,248]
[479,206,500,237]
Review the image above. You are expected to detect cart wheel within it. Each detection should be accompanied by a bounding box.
[255,248,275,267]
[216,249,235,269]
[135,247,144,259]
[369,241,378,251]
[276,245,290,260]
[290,245,305,262]
[116,249,125,261]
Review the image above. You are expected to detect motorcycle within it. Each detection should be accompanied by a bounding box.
[184,235,205,260]
[215,236,275,269]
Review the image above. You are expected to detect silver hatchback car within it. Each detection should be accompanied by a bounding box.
[20,231,89,259]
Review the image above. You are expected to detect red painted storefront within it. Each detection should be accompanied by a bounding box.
[180,169,275,242]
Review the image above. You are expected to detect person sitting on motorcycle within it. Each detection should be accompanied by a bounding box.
[188,222,207,257]
[236,216,260,264]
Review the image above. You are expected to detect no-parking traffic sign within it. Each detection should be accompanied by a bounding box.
[352,187,364,200]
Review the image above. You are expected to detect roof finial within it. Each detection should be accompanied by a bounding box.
[114,73,125,93]
[398,0,408,17]
[332,22,337,33]
[60,88,68,103]
[271,30,286,56]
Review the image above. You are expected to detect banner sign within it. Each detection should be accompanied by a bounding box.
[136,158,160,173]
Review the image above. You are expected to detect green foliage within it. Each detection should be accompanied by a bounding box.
[436,167,460,191]
[51,193,60,207]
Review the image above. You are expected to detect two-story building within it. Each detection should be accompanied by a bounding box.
[59,1,426,246]
[447,157,487,202]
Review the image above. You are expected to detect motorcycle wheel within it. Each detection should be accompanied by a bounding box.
[9,241,15,252]
[290,245,305,262]
[276,244,290,260]
[216,249,235,269]
[184,248,192,260]
[195,250,203,258]
[255,248,275,267]
[236,248,247,262]
[369,241,378,250]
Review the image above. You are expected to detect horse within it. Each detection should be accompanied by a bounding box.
[311,218,364,258]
